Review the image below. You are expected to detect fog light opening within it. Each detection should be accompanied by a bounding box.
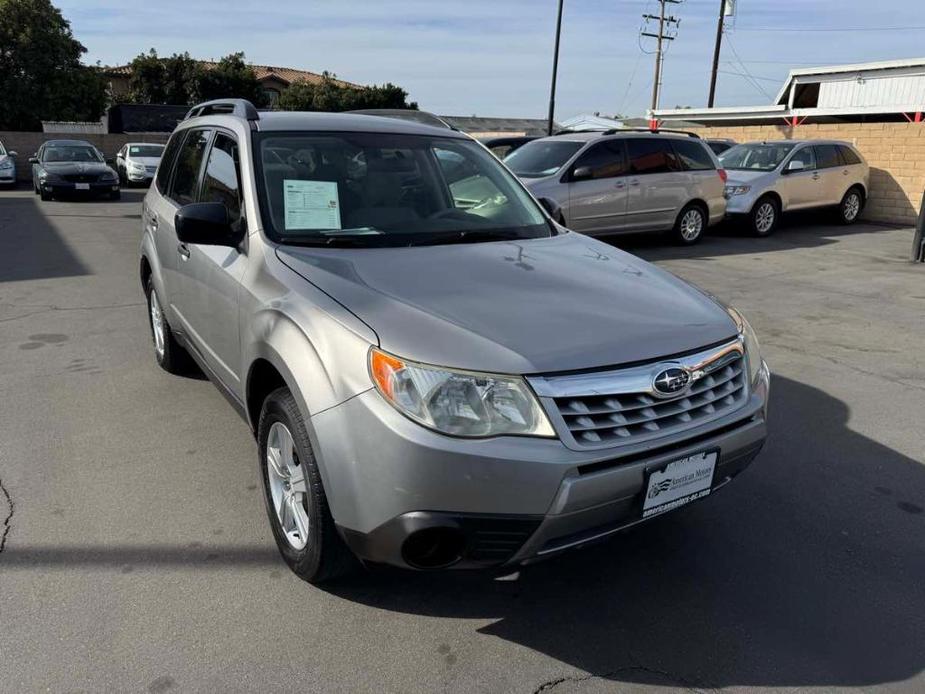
[402,527,466,569]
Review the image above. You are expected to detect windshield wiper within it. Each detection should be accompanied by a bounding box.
[411,229,525,246]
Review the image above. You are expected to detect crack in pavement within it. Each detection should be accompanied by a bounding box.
[0,301,144,325]
[0,478,13,554]
[531,665,709,694]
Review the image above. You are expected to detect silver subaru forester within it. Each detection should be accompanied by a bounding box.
[140,100,770,583]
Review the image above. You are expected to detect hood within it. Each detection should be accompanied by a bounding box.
[276,233,737,375]
[724,169,776,185]
[126,156,161,166]
[42,161,114,175]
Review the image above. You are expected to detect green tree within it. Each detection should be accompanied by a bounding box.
[189,52,266,106]
[0,0,109,130]
[123,49,198,105]
[276,73,417,112]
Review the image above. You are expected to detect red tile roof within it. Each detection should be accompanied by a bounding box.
[104,61,358,88]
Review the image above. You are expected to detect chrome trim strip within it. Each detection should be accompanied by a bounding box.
[528,338,744,399]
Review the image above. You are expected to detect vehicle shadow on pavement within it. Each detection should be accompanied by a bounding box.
[608,212,902,262]
[0,195,89,282]
[327,375,925,690]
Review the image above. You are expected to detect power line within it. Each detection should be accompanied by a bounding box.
[725,33,772,99]
[734,25,925,32]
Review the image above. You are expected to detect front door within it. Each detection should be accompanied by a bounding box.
[183,131,247,396]
[781,146,820,209]
[564,140,629,233]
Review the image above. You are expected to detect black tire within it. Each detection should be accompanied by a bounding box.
[33,181,39,194]
[672,203,707,245]
[144,276,192,375]
[39,187,51,201]
[838,187,864,225]
[749,195,780,237]
[258,387,357,584]
[109,189,121,201]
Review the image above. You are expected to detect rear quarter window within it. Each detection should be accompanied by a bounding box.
[672,139,716,171]
[839,146,862,165]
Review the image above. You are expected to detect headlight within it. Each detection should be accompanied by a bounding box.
[727,307,763,384]
[724,185,751,196]
[128,161,145,172]
[369,348,555,438]
[39,171,60,182]
[102,171,118,181]
[0,159,12,170]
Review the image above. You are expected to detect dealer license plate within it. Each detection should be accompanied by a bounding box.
[75,183,90,190]
[642,451,717,519]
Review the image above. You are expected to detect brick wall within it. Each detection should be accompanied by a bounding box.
[0,131,170,182]
[690,122,925,225]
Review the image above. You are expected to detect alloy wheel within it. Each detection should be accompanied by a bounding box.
[680,209,704,241]
[266,422,311,550]
[149,290,166,359]
[755,202,776,234]
[844,192,861,221]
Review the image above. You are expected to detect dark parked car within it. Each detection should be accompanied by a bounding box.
[480,135,538,159]
[30,139,120,201]
[706,138,737,156]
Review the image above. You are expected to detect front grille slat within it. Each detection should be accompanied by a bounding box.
[546,344,749,449]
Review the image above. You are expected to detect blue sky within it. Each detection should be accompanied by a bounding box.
[58,0,925,119]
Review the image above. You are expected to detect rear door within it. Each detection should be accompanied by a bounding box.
[813,144,846,205]
[781,146,820,209]
[564,140,629,233]
[836,144,866,195]
[161,128,213,334]
[625,138,688,231]
[145,130,188,312]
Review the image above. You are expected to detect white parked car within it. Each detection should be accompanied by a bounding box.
[720,140,869,236]
[0,139,17,185]
[115,142,165,186]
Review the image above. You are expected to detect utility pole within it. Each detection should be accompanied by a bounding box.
[707,0,726,107]
[547,0,565,136]
[642,0,682,112]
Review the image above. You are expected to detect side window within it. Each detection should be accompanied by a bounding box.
[672,140,716,171]
[839,146,861,165]
[570,141,626,180]
[814,144,842,169]
[626,138,680,175]
[169,129,212,206]
[201,133,241,219]
[155,131,186,194]
[789,147,816,170]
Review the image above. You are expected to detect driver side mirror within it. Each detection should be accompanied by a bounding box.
[570,165,593,182]
[175,202,243,248]
[784,159,805,174]
[8,151,17,157]
[28,156,38,164]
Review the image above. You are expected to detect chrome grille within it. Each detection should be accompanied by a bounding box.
[530,340,748,450]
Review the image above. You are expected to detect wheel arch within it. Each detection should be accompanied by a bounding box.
[753,190,783,213]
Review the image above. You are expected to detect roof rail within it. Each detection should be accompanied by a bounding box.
[348,109,457,130]
[185,99,260,121]
[602,127,701,139]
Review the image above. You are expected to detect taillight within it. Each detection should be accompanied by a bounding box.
[718,168,728,183]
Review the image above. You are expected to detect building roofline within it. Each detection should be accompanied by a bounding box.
[773,57,925,105]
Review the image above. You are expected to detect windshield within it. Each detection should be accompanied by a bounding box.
[128,145,165,158]
[720,143,795,172]
[256,132,551,247]
[503,140,583,178]
[0,142,6,156]
[43,145,103,163]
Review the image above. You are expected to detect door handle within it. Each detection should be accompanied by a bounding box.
[843,169,850,175]
[177,243,190,261]
[629,179,641,187]
[615,180,626,189]
[812,173,820,180]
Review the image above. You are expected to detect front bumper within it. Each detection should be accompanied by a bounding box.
[724,191,761,215]
[126,170,154,183]
[0,170,15,184]
[42,181,119,195]
[312,362,771,571]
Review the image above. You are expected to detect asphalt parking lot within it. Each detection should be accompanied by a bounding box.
[1,185,923,693]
